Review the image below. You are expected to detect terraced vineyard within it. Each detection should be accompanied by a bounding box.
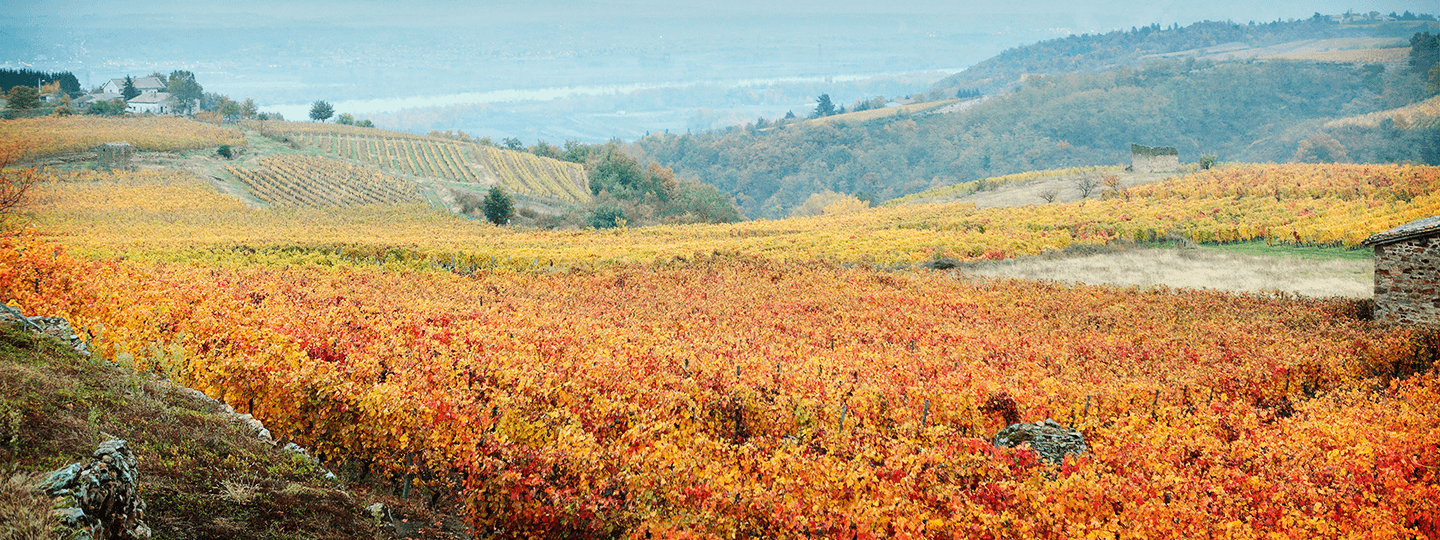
[227,154,425,207]
[257,121,589,203]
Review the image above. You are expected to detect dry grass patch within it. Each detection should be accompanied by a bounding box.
[960,245,1372,298]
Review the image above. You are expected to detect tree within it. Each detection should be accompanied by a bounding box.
[588,204,626,228]
[309,101,334,122]
[502,137,523,150]
[336,113,355,125]
[356,119,374,128]
[120,76,140,100]
[5,85,40,110]
[87,98,128,116]
[1074,175,1099,199]
[813,94,835,118]
[240,98,258,119]
[482,186,514,225]
[166,71,203,114]
[0,152,37,231]
[219,98,242,118]
[1038,188,1059,203]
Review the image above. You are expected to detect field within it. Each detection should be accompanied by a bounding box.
[1261,46,1410,64]
[806,99,962,126]
[251,120,590,203]
[26,163,1440,268]
[1324,95,1440,131]
[0,115,247,159]
[4,132,1440,537]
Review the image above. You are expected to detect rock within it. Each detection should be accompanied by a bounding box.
[924,257,962,270]
[42,439,151,540]
[992,419,1088,466]
[0,309,91,356]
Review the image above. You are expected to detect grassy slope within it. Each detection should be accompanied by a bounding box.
[0,322,468,540]
[803,99,960,126]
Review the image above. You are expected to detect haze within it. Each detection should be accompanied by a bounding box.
[4,0,1431,142]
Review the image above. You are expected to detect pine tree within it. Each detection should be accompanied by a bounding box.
[813,94,835,118]
[121,76,140,100]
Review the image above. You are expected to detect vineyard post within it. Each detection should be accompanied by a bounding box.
[921,398,930,429]
[1150,389,1160,420]
[839,403,847,434]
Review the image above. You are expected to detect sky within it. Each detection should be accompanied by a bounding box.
[11,0,1438,29]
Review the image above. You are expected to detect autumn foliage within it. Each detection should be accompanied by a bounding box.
[0,116,245,159]
[1,234,1437,538]
[4,158,1440,537]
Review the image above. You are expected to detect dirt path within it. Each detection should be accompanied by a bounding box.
[959,246,1372,298]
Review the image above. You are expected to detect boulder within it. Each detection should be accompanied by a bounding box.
[41,439,151,540]
[992,419,1088,466]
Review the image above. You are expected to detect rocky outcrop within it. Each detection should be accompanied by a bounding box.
[992,419,1088,466]
[0,306,92,356]
[40,439,152,540]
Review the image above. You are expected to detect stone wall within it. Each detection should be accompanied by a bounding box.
[1132,154,1180,173]
[1374,234,1440,326]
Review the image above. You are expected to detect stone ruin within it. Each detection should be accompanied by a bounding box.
[39,439,152,540]
[96,142,135,170]
[992,419,1089,466]
[1131,143,1180,173]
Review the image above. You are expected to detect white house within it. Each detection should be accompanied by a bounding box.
[101,76,166,95]
[126,90,176,114]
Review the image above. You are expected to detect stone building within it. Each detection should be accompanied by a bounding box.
[96,142,135,170]
[1362,215,1440,326]
[1130,143,1180,173]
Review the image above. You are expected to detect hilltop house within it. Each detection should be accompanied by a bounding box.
[100,76,165,95]
[125,90,176,114]
[1361,216,1440,326]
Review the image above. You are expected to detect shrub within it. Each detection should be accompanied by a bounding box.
[588,204,626,229]
[216,144,233,159]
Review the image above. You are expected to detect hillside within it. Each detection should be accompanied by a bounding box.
[0,117,590,220]
[0,319,473,539]
[930,16,1437,95]
[638,56,1439,218]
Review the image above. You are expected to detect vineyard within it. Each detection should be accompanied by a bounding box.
[1263,46,1410,64]
[885,166,1128,206]
[30,163,1440,268]
[1,234,1437,538]
[253,121,589,203]
[0,115,246,159]
[227,154,426,207]
[7,159,1440,537]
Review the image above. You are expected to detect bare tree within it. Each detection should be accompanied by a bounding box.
[1038,188,1059,203]
[1074,175,1099,199]
[0,155,37,231]
[1101,175,1123,199]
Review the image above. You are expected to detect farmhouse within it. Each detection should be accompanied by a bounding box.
[125,90,176,114]
[1361,215,1440,326]
[100,76,165,95]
